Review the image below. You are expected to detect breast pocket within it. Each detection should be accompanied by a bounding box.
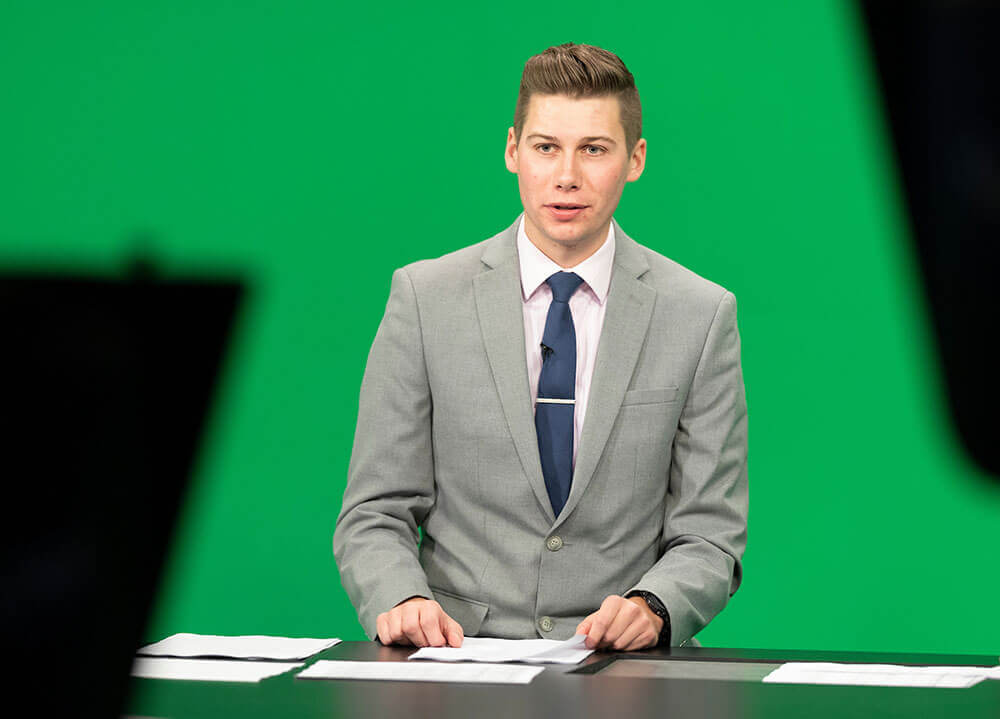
[621,386,679,406]
[617,386,681,486]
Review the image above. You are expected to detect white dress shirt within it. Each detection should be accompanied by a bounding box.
[517,215,615,466]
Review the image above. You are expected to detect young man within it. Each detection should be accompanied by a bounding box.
[334,43,748,651]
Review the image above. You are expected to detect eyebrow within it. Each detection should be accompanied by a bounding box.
[526,133,618,145]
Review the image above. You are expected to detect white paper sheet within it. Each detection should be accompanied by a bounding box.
[137,633,341,661]
[408,634,593,665]
[131,657,303,683]
[763,662,1000,689]
[297,660,544,684]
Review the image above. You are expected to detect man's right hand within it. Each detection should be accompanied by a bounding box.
[375,596,464,647]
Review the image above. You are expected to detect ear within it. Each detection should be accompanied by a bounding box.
[505,126,519,174]
[625,137,647,183]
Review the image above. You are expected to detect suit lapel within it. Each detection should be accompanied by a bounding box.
[554,220,655,530]
[474,216,555,523]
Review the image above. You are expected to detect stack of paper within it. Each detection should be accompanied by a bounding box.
[763,662,1000,689]
[132,633,341,683]
[138,633,341,661]
[408,634,593,664]
[298,660,544,685]
[132,657,302,683]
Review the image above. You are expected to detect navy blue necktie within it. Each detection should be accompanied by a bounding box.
[535,271,584,518]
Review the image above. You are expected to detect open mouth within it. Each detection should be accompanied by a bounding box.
[549,204,586,210]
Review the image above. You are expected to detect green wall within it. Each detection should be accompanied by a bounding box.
[3,1,997,655]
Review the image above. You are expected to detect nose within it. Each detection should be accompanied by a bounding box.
[555,152,581,191]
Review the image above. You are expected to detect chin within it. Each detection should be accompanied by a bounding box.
[547,222,596,240]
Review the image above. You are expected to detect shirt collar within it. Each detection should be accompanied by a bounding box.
[516,215,615,304]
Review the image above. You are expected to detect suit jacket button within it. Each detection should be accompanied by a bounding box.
[538,616,554,633]
[546,535,563,551]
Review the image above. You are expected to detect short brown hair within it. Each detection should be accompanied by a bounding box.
[513,42,642,155]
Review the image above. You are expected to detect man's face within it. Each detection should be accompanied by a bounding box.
[505,93,646,260]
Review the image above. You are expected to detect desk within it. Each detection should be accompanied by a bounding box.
[127,641,1000,718]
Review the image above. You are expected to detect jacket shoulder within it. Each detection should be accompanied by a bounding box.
[394,238,491,293]
[632,241,733,311]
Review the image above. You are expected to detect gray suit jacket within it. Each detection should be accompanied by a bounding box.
[334,214,748,646]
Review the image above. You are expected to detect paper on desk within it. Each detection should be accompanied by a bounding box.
[763,662,1000,689]
[132,657,303,683]
[137,633,341,661]
[297,660,544,684]
[408,634,593,664]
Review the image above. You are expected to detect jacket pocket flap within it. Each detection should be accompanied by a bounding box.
[622,386,679,406]
[430,587,489,635]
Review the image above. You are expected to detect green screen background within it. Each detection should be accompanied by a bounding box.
[3,1,997,655]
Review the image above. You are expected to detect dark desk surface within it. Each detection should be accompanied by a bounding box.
[127,641,1000,719]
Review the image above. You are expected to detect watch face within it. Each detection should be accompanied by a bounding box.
[641,592,667,617]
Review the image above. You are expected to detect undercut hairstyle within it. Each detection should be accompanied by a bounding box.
[513,42,642,155]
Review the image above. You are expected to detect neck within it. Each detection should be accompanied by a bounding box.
[524,219,610,269]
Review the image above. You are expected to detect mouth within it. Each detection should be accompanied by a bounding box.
[545,203,588,221]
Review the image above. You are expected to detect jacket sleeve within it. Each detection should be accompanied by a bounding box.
[626,290,749,645]
[333,267,435,639]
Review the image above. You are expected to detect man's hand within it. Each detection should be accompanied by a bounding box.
[375,596,464,648]
[575,595,663,651]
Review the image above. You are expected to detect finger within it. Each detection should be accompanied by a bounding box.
[640,629,660,651]
[603,601,640,649]
[612,617,646,651]
[376,613,389,645]
[586,600,620,648]
[420,605,447,647]
[576,618,592,637]
[623,627,658,652]
[445,617,464,647]
[401,604,429,647]
[388,609,409,645]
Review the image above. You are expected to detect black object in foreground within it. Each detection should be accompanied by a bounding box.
[860,0,1000,480]
[0,268,244,716]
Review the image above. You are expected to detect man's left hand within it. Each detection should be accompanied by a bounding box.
[575,595,663,651]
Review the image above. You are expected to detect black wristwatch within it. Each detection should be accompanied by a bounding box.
[626,590,671,647]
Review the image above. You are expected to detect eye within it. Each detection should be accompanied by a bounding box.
[585,145,606,155]
[537,143,555,153]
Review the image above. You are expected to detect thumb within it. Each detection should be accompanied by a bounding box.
[576,618,591,636]
[445,617,464,647]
